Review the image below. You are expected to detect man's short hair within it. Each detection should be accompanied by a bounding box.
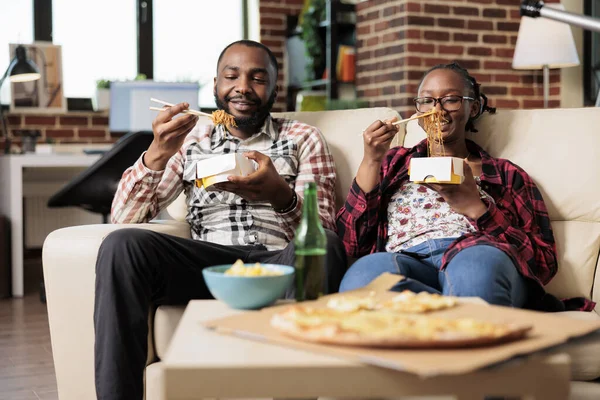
[216,40,279,77]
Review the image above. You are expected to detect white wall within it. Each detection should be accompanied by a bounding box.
[248,0,260,41]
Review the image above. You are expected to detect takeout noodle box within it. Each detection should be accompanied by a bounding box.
[204,273,600,377]
[409,156,464,185]
[195,153,256,189]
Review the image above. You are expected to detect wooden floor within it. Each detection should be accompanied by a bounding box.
[0,256,58,400]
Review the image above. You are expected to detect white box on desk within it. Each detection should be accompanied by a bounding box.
[109,81,200,132]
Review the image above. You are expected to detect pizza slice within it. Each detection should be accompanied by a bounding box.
[380,290,459,313]
[326,292,378,312]
[327,290,458,314]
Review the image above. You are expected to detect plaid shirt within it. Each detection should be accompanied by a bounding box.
[336,139,595,312]
[112,116,337,250]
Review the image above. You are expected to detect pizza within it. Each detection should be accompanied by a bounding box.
[326,290,458,314]
[326,292,378,312]
[271,306,531,348]
[381,290,459,313]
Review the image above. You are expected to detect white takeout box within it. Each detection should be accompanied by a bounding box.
[409,156,464,185]
[195,153,256,189]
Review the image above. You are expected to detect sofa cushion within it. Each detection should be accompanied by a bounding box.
[145,362,165,400]
[153,306,186,359]
[273,108,402,211]
[545,221,600,300]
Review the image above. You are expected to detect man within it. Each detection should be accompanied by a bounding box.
[94,40,346,400]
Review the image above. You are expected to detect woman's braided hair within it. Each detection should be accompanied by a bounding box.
[420,62,496,133]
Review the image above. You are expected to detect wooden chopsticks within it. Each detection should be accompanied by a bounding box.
[391,110,436,126]
[359,110,438,136]
[149,97,212,118]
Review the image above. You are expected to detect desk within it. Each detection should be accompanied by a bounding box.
[0,154,101,297]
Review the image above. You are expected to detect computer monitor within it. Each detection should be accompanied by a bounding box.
[109,81,200,132]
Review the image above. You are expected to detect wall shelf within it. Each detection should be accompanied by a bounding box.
[286,0,356,111]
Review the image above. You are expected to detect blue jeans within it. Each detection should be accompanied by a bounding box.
[340,238,528,307]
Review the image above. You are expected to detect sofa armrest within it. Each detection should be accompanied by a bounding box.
[42,221,190,400]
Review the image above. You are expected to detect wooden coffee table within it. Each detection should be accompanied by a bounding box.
[162,300,570,400]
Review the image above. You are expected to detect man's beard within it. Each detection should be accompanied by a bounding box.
[214,88,277,129]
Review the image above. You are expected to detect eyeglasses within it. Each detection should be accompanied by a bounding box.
[413,95,475,112]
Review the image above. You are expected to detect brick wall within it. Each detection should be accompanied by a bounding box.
[259,0,305,112]
[4,0,554,148]
[356,0,561,117]
[0,111,114,152]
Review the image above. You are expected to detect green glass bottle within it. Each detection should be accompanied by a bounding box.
[294,181,327,302]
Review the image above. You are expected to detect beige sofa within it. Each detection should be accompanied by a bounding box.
[43,107,600,400]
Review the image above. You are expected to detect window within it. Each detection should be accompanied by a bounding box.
[153,0,244,108]
[52,0,138,99]
[1,1,251,108]
[0,0,34,105]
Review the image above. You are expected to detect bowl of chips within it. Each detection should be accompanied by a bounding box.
[202,260,295,309]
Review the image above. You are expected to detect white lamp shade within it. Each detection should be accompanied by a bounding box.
[512,3,580,70]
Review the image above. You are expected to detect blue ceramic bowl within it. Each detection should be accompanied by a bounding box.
[202,264,295,310]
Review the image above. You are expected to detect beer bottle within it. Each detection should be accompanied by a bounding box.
[294,181,326,301]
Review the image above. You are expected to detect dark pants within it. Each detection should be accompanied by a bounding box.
[93,228,347,400]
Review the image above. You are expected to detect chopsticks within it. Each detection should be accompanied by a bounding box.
[358,110,437,136]
[391,110,436,126]
[149,106,212,117]
[149,97,213,118]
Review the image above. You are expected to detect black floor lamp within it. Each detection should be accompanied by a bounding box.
[0,45,41,153]
[518,1,600,108]
[521,1,600,33]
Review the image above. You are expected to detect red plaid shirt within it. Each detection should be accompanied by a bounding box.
[336,139,595,312]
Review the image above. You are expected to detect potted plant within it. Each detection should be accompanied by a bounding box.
[300,0,326,81]
[95,79,111,111]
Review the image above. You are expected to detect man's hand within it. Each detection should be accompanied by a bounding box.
[214,151,294,209]
[426,161,488,220]
[362,118,399,163]
[144,102,199,171]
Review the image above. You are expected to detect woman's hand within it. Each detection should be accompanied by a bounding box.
[362,118,399,163]
[426,161,488,220]
[356,118,399,193]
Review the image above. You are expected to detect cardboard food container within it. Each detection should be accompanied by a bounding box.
[195,153,256,190]
[409,156,464,185]
[204,273,600,377]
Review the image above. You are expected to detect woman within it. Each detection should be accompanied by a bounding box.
[336,62,593,311]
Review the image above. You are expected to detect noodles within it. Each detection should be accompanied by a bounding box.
[422,111,445,157]
[211,110,237,129]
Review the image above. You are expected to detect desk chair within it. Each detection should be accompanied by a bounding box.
[40,131,153,302]
[47,131,154,223]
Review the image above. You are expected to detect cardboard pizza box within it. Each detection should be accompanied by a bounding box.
[195,153,256,190]
[204,273,600,377]
[409,156,464,184]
